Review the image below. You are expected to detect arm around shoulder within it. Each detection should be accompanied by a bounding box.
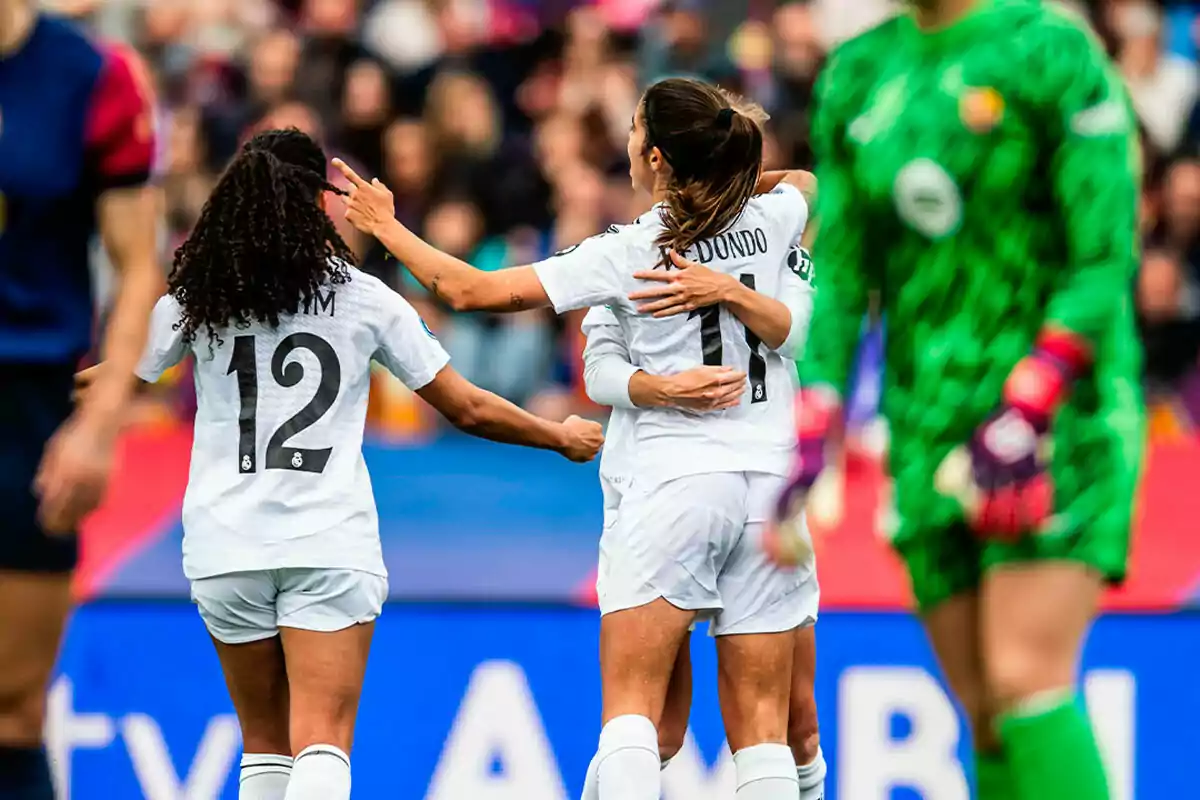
[757,170,816,207]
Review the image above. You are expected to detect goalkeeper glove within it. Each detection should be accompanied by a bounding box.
[763,386,840,566]
[935,328,1091,540]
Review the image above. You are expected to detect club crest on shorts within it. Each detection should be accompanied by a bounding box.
[960,87,1004,133]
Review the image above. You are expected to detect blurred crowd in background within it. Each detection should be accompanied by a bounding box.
[63,0,1200,441]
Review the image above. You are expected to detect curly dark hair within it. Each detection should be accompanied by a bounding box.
[169,128,355,345]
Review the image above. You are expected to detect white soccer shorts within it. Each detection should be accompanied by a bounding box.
[596,471,819,636]
[191,567,388,645]
[596,474,627,605]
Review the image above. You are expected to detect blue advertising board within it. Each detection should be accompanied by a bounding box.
[51,604,1199,799]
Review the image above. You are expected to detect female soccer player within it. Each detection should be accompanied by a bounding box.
[770,2,1143,800]
[580,242,826,800]
[129,128,603,800]
[0,5,161,798]
[336,77,817,800]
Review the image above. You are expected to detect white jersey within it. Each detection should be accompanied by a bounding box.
[580,234,816,490]
[535,183,809,485]
[136,269,450,580]
[580,305,637,488]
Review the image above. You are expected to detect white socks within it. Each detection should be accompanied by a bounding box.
[581,747,674,799]
[282,744,351,800]
[796,747,827,800]
[592,714,661,800]
[240,754,292,800]
[733,743,800,799]
[581,752,601,800]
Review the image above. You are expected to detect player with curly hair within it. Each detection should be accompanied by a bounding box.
[98,128,604,800]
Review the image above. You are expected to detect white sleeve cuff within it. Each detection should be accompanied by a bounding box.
[775,293,814,358]
[585,356,641,409]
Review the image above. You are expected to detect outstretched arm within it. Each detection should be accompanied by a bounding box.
[757,170,817,203]
[369,285,603,461]
[333,158,550,313]
[418,366,603,462]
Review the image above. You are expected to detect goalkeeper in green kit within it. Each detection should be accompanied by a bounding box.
[767,1,1144,799]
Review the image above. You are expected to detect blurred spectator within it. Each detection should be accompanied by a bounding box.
[639,0,738,87]
[162,106,215,243]
[293,0,366,121]
[1138,247,1200,390]
[200,27,300,167]
[1142,158,1200,388]
[382,118,437,232]
[1113,0,1198,152]
[424,69,550,234]
[339,58,394,177]
[769,0,825,169]
[362,0,445,73]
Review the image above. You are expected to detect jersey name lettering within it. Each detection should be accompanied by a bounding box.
[300,289,336,317]
[678,227,769,266]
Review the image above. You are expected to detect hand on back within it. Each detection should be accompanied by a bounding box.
[628,249,734,317]
[662,366,747,412]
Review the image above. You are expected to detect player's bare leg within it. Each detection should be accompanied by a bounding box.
[923,592,994,747]
[278,623,374,800]
[594,598,694,799]
[211,636,292,799]
[585,635,691,800]
[788,627,825,799]
[0,572,71,798]
[716,630,799,799]
[982,563,1109,800]
[921,591,1010,798]
[657,637,693,764]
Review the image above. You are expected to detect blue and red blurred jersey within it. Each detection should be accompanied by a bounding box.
[0,15,156,366]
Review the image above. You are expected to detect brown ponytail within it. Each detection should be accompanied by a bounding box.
[640,78,765,261]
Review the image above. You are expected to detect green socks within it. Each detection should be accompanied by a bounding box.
[975,752,1015,800]
[998,694,1110,800]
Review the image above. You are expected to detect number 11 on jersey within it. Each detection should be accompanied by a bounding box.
[689,274,768,403]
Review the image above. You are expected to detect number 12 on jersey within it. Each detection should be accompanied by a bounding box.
[227,333,342,474]
[689,274,768,403]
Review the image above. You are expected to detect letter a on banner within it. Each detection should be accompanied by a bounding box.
[426,661,567,800]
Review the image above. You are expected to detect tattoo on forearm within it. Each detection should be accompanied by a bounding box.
[509,292,526,310]
[430,273,443,300]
